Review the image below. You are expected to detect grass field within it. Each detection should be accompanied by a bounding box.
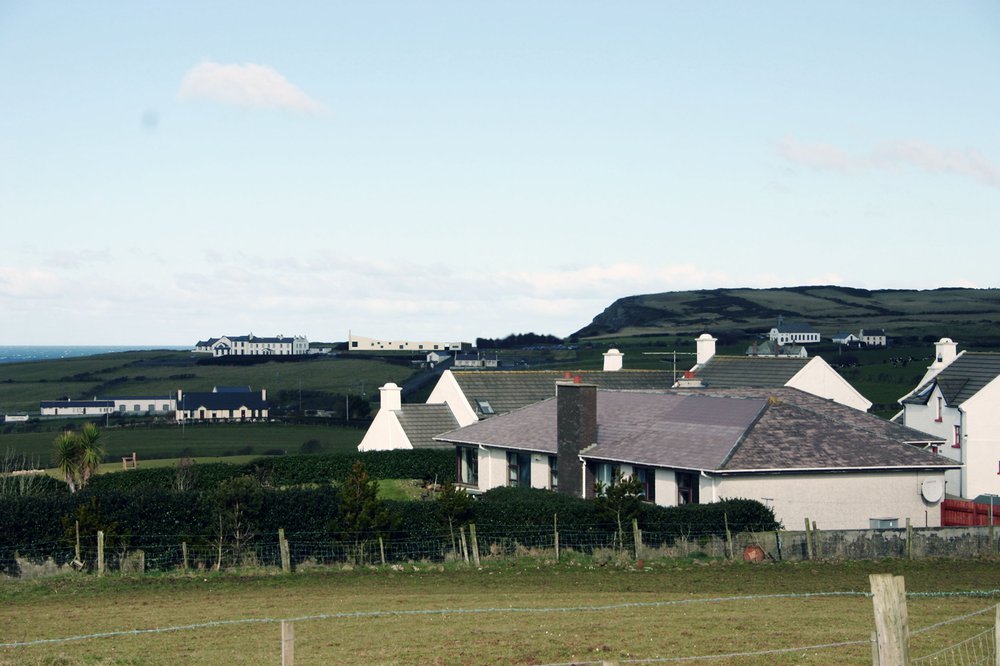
[0,423,365,464]
[0,351,416,414]
[2,558,999,665]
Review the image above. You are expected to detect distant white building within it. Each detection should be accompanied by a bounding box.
[768,318,821,345]
[41,395,177,417]
[194,334,309,357]
[859,328,888,347]
[453,352,500,369]
[348,332,464,352]
[40,400,115,418]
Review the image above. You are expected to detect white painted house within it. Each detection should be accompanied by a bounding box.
[40,400,115,418]
[435,384,954,530]
[175,387,269,422]
[688,334,872,411]
[897,338,1000,500]
[768,319,821,345]
[357,383,458,451]
[195,334,309,357]
[859,329,888,347]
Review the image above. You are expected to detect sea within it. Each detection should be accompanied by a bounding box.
[0,346,190,364]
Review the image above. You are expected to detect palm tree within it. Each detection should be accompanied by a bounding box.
[53,431,81,493]
[77,422,105,489]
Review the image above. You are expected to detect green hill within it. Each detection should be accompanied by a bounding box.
[574,286,1000,345]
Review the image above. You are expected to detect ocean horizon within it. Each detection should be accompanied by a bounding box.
[0,346,191,364]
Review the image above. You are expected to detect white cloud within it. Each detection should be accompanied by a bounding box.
[0,266,61,297]
[178,61,324,112]
[777,137,1000,188]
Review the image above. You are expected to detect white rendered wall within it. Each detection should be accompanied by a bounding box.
[655,470,680,507]
[357,410,411,451]
[426,371,479,427]
[714,471,946,530]
[786,357,873,411]
[902,385,963,496]
[960,376,1000,499]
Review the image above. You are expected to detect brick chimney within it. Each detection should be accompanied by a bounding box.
[696,333,717,366]
[378,382,402,411]
[602,348,624,372]
[556,382,597,499]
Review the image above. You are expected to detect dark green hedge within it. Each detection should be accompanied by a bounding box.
[0,485,777,575]
[85,450,455,493]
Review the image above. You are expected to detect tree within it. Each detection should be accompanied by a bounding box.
[51,423,107,493]
[52,431,82,493]
[436,482,473,554]
[333,460,395,564]
[594,471,644,555]
[209,476,264,569]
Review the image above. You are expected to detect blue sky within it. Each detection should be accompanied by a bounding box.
[2,2,998,345]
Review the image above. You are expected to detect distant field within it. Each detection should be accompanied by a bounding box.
[2,558,998,664]
[1,423,364,463]
[0,351,417,414]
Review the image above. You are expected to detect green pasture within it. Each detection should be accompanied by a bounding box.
[0,351,417,414]
[2,558,998,664]
[0,423,364,464]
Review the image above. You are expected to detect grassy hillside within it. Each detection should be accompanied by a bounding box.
[0,351,416,415]
[574,286,1000,346]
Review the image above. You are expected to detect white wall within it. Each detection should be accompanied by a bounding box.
[426,371,479,427]
[358,410,412,451]
[902,385,963,496]
[714,471,946,530]
[786,357,872,411]
[960,376,1000,499]
[349,334,463,351]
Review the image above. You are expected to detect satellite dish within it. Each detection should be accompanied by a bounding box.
[921,479,944,503]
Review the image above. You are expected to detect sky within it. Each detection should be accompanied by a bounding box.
[2,2,998,345]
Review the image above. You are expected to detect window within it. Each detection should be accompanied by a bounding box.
[507,452,531,487]
[935,397,943,422]
[953,425,962,449]
[635,467,655,502]
[133,404,140,412]
[475,399,495,415]
[147,404,154,412]
[594,462,619,492]
[548,456,558,491]
[351,341,358,348]
[457,447,478,486]
[676,471,699,504]
[118,405,126,413]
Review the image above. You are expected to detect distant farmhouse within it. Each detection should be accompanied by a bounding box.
[194,334,309,357]
[832,328,888,347]
[745,340,807,358]
[348,332,465,352]
[41,395,177,418]
[768,318,821,345]
[453,352,500,369]
[175,386,269,423]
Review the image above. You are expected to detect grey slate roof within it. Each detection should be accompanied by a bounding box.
[450,370,677,418]
[395,404,459,449]
[180,391,267,410]
[774,321,818,334]
[436,388,952,473]
[903,352,1000,406]
[692,356,810,388]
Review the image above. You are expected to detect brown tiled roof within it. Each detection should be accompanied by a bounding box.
[450,369,677,417]
[437,387,954,473]
[395,404,459,449]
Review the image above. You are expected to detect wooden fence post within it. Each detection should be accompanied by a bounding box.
[905,518,912,560]
[97,530,105,576]
[803,518,813,560]
[993,605,999,666]
[469,523,481,567]
[459,526,469,564]
[870,630,879,666]
[279,529,291,573]
[554,513,560,562]
[378,536,386,566]
[812,521,820,559]
[281,620,295,666]
[138,550,145,574]
[724,513,733,560]
[75,520,81,564]
[870,573,909,666]
[632,518,643,561]
[182,541,188,571]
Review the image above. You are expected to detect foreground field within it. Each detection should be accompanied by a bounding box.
[2,558,999,665]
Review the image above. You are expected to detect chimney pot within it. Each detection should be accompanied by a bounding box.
[573,375,581,384]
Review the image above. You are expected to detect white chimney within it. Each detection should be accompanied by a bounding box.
[379,382,402,411]
[261,388,267,401]
[696,333,717,366]
[602,348,624,372]
[932,338,958,370]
